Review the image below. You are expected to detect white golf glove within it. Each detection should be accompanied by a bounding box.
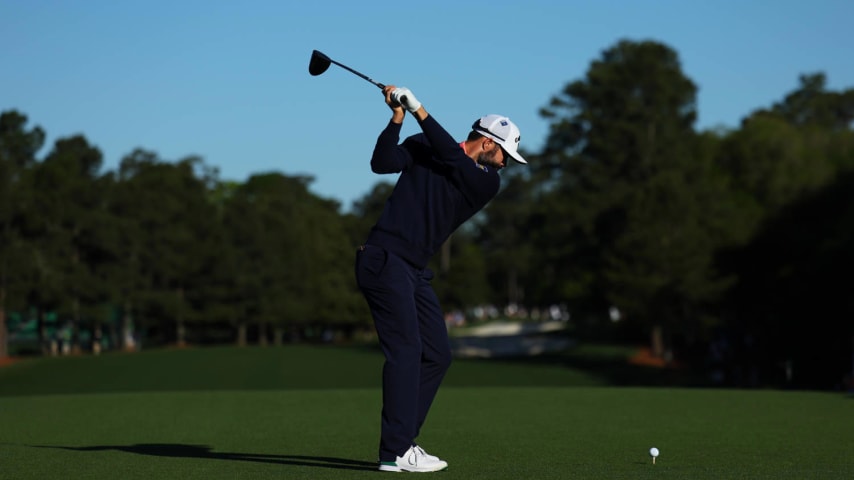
[391,87,421,113]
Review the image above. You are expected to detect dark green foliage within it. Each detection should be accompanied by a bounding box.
[0,111,46,357]
[723,172,854,388]
[477,168,537,307]
[767,73,854,130]
[525,40,740,357]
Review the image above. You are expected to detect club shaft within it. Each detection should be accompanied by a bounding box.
[329,59,384,89]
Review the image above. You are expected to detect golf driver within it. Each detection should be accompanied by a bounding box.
[309,50,385,89]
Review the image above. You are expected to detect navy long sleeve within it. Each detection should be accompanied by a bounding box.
[365,115,500,268]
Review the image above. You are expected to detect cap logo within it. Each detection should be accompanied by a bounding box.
[500,120,508,126]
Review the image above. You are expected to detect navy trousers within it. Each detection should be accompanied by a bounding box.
[355,244,453,462]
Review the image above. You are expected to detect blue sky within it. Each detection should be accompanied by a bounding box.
[2,0,853,211]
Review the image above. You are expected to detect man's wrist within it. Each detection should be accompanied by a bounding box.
[412,107,428,122]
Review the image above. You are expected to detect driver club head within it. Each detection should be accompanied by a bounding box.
[308,50,332,76]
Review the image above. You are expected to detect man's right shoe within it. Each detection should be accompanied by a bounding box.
[378,445,448,472]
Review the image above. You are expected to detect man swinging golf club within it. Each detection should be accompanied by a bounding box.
[355,84,527,472]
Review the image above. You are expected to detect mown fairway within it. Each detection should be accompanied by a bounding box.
[1,346,851,479]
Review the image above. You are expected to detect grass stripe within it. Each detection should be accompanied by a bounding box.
[0,345,611,396]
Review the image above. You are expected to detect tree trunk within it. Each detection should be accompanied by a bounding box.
[176,323,186,347]
[274,326,284,346]
[71,297,81,354]
[121,300,135,351]
[92,324,102,355]
[175,287,186,347]
[70,250,81,354]
[236,321,247,347]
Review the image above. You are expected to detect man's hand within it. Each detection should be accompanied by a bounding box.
[391,87,422,113]
[383,85,405,123]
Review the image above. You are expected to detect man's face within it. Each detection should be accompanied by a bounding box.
[477,140,507,170]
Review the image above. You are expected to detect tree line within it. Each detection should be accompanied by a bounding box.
[2,39,853,389]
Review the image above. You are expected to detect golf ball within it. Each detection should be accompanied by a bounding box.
[649,447,660,457]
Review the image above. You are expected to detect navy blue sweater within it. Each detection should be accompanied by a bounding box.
[365,115,501,268]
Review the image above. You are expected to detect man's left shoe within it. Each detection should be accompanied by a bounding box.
[378,445,448,472]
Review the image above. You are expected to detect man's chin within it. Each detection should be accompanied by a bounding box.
[477,160,503,170]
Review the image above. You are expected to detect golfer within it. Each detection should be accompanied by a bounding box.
[355,84,527,472]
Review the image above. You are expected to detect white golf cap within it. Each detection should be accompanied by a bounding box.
[472,114,527,164]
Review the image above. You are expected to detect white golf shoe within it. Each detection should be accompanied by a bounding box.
[379,445,448,472]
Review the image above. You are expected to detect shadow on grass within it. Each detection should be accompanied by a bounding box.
[32,444,376,472]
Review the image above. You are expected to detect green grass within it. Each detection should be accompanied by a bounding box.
[0,345,607,396]
[1,346,852,479]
